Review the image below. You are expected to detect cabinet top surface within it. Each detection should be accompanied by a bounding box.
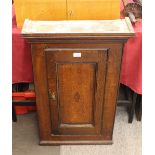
[22,17,134,38]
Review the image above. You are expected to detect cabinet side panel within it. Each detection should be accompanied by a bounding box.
[31,44,52,141]
[102,44,123,140]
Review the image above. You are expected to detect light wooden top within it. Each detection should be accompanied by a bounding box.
[22,17,134,36]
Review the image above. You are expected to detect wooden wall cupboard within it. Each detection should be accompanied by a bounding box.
[14,0,120,28]
[22,18,134,145]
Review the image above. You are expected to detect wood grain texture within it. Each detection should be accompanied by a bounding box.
[26,42,130,144]
[40,140,113,145]
[14,0,66,28]
[14,0,120,28]
[58,63,94,124]
[45,48,108,136]
[101,44,123,140]
[31,44,52,140]
[67,0,120,20]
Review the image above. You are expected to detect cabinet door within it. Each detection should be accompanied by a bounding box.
[45,48,109,136]
[67,0,120,20]
[14,0,67,28]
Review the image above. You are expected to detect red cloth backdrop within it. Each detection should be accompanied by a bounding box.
[12,0,142,98]
[12,7,33,84]
[120,0,142,94]
[120,21,142,94]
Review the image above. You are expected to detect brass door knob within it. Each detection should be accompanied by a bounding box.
[48,89,56,100]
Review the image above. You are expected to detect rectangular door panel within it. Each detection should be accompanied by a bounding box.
[57,63,95,125]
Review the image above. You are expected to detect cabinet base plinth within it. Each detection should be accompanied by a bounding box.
[39,140,113,145]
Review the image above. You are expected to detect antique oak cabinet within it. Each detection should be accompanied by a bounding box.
[22,17,134,145]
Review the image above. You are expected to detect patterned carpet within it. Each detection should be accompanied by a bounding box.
[13,107,142,155]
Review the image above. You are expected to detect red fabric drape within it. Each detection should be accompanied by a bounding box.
[12,6,33,84]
